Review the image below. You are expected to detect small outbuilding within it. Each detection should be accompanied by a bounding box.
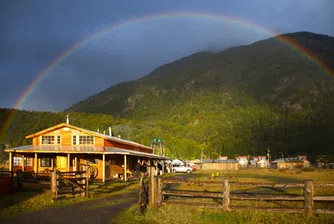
[202,159,239,171]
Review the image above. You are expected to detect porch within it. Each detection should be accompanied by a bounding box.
[5,145,170,182]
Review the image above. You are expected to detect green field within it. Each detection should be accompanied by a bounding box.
[113,169,334,224]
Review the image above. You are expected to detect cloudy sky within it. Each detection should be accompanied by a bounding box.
[1,0,333,111]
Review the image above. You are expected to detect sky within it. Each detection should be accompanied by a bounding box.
[1,0,333,112]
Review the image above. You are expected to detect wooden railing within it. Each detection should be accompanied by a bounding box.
[147,178,334,217]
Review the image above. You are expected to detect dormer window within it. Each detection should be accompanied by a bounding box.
[41,135,61,145]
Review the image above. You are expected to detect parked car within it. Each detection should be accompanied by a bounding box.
[172,165,192,173]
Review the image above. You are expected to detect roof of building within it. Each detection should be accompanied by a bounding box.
[25,123,153,151]
[4,145,170,160]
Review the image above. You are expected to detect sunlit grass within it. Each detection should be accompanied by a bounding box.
[0,180,139,218]
[113,204,334,224]
[113,169,334,224]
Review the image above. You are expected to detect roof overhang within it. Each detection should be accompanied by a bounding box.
[4,145,170,160]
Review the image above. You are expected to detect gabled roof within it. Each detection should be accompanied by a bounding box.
[25,123,153,151]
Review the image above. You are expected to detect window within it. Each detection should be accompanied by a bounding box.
[79,136,94,145]
[72,135,94,145]
[41,135,61,145]
[40,158,51,167]
[13,157,22,166]
[24,157,33,166]
[41,135,55,144]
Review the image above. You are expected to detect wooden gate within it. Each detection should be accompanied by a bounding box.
[51,170,89,200]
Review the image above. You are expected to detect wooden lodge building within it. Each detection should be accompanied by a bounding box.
[4,121,169,182]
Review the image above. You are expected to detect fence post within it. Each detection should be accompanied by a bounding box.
[154,176,162,207]
[85,169,89,197]
[304,180,314,217]
[137,174,149,214]
[222,178,231,212]
[157,177,162,206]
[149,166,155,206]
[51,169,57,198]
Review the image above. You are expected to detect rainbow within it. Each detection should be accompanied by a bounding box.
[1,11,333,143]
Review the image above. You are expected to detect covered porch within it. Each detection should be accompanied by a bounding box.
[5,145,171,182]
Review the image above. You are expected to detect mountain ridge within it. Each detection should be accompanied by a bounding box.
[66,32,334,116]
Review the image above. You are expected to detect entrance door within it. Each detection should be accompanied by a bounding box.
[56,156,67,171]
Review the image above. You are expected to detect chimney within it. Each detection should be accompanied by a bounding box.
[118,135,121,139]
[109,127,112,137]
[66,115,69,124]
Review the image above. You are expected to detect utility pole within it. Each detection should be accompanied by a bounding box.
[267,147,271,168]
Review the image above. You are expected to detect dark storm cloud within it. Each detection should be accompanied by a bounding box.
[0,0,333,111]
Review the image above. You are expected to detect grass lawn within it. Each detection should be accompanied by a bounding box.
[0,180,138,218]
[113,169,334,224]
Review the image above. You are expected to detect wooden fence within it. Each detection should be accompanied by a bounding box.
[50,170,89,200]
[140,177,334,217]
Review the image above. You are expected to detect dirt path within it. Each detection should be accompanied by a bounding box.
[0,189,138,224]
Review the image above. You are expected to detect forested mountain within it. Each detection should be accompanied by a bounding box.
[67,32,334,116]
[1,32,334,162]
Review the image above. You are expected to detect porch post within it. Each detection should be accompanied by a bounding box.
[9,152,13,172]
[162,160,165,175]
[34,153,38,173]
[123,155,127,182]
[155,160,158,176]
[67,153,70,172]
[102,154,105,183]
[51,158,54,170]
[74,157,77,172]
[22,155,25,171]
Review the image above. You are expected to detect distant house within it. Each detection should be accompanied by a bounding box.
[297,155,307,161]
[249,157,258,167]
[218,156,228,160]
[271,156,310,169]
[236,156,248,167]
[256,156,268,168]
[316,155,334,169]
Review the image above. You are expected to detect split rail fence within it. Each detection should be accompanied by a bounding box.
[138,172,334,217]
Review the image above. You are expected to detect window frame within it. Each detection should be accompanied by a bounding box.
[24,157,33,166]
[13,157,22,166]
[40,157,52,167]
[41,135,61,145]
[72,135,95,145]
